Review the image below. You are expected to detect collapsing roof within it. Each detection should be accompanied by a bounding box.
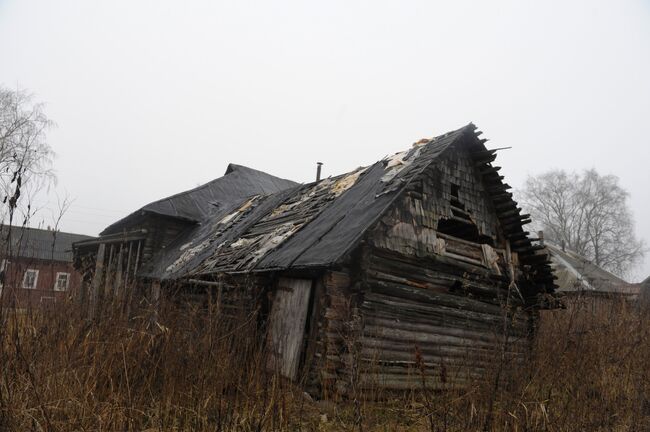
[140,124,554,296]
[0,226,94,262]
[546,243,638,296]
[101,164,298,235]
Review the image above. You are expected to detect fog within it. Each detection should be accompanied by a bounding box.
[0,0,648,280]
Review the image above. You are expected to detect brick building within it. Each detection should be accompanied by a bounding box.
[0,226,93,308]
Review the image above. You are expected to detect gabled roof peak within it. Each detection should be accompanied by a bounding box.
[224,163,262,176]
[101,164,297,235]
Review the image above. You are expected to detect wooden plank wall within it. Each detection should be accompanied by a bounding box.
[415,148,503,242]
[266,278,312,380]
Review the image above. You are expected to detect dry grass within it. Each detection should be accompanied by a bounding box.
[1,293,649,431]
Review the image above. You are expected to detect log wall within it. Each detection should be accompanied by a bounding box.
[304,270,356,398]
[357,246,531,391]
[342,148,534,393]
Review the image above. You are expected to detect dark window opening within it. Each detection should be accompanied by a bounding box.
[450,183,463,209]
[437,218,494,246]
[450,183,468,218]
[443,182,494,245]
[450,183,460,199]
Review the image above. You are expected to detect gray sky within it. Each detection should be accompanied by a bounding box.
[1,0,649,280]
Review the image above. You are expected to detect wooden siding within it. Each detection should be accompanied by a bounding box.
[410,147,503,242]
[266,278,312,380]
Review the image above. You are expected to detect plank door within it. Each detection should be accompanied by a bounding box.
[266,277,313,380]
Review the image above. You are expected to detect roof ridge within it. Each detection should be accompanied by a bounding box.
[100,164,298,235]
[138,164,297,210]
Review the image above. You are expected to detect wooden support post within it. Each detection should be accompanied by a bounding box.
[77,277,88,308]
[132,241,141,279]
[89,243,106,320]
[103,244,114,297]
[124,242,133,292]
[114,243,124,295]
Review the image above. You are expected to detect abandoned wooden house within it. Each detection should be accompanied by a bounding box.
[74,124,556,395]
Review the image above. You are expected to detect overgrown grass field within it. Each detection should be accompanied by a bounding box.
[1,294,648,431]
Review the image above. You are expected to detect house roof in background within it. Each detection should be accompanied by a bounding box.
[100,164,298,235]
[641,275,650,287]
[1,226,94,262]
[546,243,637,295]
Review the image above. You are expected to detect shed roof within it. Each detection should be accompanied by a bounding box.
[101,164,297,235]
[142,124,554,296]
[1,226,94,262]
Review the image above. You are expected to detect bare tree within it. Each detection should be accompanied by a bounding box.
[0,86,56,225]
[520,169,645,277]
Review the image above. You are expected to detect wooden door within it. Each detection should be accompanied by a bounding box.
[266,277,313,380]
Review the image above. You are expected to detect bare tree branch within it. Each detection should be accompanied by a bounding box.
[518,169,645,278]
[0,86,56,225]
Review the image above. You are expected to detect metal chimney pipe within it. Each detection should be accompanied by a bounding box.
[537,230,545,246]
[316,162,323,181]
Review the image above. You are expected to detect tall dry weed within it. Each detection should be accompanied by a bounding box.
[1,292,649,431]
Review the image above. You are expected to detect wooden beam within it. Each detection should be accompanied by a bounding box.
[113,243,124,295]
[103,244,114,296]
[89,243,106,320]
[124,241,133,291]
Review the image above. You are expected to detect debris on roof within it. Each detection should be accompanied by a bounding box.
[138,124,553,297]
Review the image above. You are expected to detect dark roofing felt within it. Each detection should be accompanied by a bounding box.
[546,243,636,294]
[101,164,298,235]
[142,124,553,293]
[143,132,456,279]
[1,226,94,262]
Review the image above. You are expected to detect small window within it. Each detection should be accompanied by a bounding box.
[450,183,460,199]
[54,272,70,292]
[22,269,39,289]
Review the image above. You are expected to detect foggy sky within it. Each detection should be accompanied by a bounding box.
[0,0,648,280]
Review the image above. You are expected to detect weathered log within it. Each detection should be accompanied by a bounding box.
[362,325,527,352]
[363,315,515,345]
[362,292,528,330]
[365,280,524,316]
